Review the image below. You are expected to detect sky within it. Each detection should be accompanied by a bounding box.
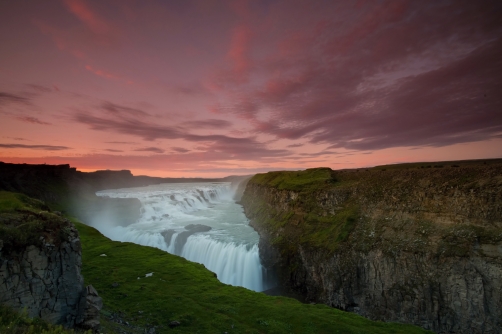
[0,0,501,177]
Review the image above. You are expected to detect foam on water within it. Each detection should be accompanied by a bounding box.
[94,182,270,292]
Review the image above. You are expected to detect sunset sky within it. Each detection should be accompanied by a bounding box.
[1,0,501,177]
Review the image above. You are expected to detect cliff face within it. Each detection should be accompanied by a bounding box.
[0,193,102,330]
[241,162,502,333]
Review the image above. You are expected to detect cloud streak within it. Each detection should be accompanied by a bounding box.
[72,110,290,159]
[0,92,29,105]
[16,116,52,125]
[0,143,70,151]
[181,119,232,129]
[134,147,165,154]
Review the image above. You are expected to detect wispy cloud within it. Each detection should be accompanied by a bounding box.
[0,92,29,105]
[72,111,290,159]
[134,147,165,154]
[16,116,51,125]
[62,0,111,35]
[25,84,53,93]
[101,101,150,117]
[104,141,135,144]
[0,143,70,151]
[85,65,133,84]
[181,119,232,129]
[172,147,190,153]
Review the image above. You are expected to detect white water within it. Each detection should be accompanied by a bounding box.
[94,182,269,292]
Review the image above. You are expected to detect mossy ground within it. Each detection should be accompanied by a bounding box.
[0,191,72,252]
[251,168,336,192]
[0,304,88,334]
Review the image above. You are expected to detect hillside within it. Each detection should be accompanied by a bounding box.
[0,190,430,333]
[240,159,502,333]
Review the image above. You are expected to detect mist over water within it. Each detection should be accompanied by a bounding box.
[93,182,272,292]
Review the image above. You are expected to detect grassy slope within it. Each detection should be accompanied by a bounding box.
[75,220,430,334]
[0,303,88,334]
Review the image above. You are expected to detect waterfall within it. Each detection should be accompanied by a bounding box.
[93,182,271,292]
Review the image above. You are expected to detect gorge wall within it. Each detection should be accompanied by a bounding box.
[241,161,502,333]
[0,194,102,330]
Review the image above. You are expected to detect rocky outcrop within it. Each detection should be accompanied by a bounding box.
[242,162,502,333]
[0,223,102,330]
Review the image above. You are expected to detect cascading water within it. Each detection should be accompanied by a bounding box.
[94,182,272,292]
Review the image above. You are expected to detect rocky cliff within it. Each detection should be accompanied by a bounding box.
[241,160,502,333]
[0,192,102,330]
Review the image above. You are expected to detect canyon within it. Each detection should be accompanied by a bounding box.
[241,161,502,333]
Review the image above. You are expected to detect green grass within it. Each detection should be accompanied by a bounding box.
[0,191,49,212]
[251,168,336,191]
[0,191,72,252]
[0,304,87,334]
[74,220,431,334]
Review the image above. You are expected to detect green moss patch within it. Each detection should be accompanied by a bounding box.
[0,304,87,334]
[251,168,336,191]
[0,191,72,252]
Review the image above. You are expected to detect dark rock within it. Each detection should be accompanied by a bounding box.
[0,223,102,330]
[168,321,181,328]
[79,285,103,331]
[173,224,212,254]
[160,229,176,247]
[184,224,212,232]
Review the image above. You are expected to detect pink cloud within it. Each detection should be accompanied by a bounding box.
[85,65,134,84]
[227,25,253,81]
[62,0,111,35]
[34,21,87,59]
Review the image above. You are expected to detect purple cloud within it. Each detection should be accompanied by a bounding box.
[101,101,151,117]
[134,147,165,154]
[0,92,29,105]
[16,116,52,125]
[0,143,70,151]
[181,119,232,129]
[172,147,190,153]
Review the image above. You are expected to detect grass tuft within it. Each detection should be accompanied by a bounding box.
[0,304,88,334]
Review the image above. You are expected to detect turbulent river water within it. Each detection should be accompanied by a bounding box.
[94,182,272,292]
